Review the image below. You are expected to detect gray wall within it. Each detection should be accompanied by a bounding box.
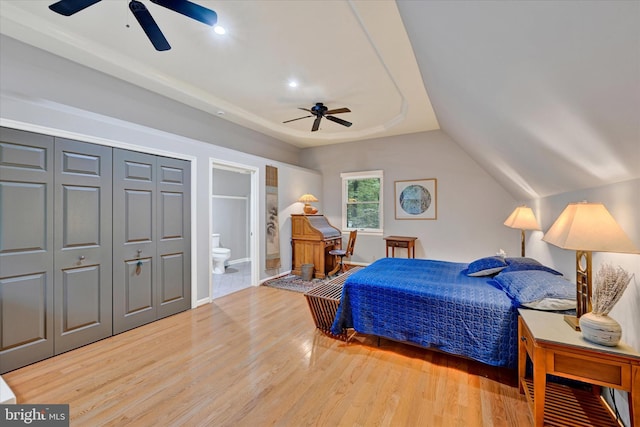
[0,34,323,303]
[300,130,519,264]
[0,35,300,165]
[212,168,251,261]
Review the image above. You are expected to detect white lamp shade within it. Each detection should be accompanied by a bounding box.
[298,194,318,203]
[503,206,541,231]
[542,202,639,253]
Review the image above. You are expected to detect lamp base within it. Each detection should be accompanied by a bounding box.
[303,204,318,214]
[564,315,581,331]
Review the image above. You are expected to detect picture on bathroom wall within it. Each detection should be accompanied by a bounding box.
[265,165,281,269]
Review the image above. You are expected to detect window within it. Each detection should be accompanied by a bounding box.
[341,170,383,233]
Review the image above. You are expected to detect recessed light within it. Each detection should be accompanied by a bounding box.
[213,25,226,35]
[288,81,298,88]
[217,111,225,116]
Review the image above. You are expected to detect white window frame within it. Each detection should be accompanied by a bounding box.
[340,170,384,234]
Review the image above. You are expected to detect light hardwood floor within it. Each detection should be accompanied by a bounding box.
[4,286,533,426]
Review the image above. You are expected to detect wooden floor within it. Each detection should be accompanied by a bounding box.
[4,286,533,426]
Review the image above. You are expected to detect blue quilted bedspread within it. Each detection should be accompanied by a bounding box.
[331,258,518,368]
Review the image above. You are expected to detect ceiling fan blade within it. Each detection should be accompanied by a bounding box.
[311,116,322,132]
[298,107,314,114]
[283,115,312,124]
[325,107,351,115]
[49,0,102,16]
[150,0,217,26]
[129,0,171,51]
[325,115,353,127]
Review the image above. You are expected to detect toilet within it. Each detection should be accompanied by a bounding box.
[211,233,231,274]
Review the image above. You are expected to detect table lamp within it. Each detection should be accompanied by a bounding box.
[503,206,541,257]
[299,194,318,214]
[542,201,639,330]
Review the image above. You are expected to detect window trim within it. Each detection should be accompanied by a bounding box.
[340,170,384,234]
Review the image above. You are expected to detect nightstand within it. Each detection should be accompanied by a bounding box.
[518,309,640,427]
[383,236,417,258]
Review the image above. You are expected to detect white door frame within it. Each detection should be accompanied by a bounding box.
[209,158,260,301]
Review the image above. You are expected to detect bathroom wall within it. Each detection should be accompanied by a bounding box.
[212,168,251,262]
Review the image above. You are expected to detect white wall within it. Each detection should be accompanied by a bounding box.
[525,179,640,351]
[300,130,520,263]
[525,179,639,426]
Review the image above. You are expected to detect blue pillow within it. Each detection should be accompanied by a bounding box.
[465,256,507,277]
[491,270,575,310]
[501,257,562,275]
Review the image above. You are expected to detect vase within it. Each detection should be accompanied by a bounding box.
[579,312,622,347]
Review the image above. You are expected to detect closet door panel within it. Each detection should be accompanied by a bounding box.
[0,182,47,264]
[123,258,153,314]
[54,138,112,354]
[60,266,101,331]
[0,128,54,373]
[125,190,153,242]
[113,149,157,333]
[156,157,190,319]
[159,253,184,303]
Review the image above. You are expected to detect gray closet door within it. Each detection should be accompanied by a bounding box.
[156,156,190,319]
[54,138,112,354]
[113,151,191,333]
[0,128,54,373]
[113,149,157,334]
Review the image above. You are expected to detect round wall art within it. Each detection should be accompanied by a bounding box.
[400,185,431,214]
[395,178,437,220]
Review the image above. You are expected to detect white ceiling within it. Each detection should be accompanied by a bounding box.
[1,1,638,200]
[396,1,640,200]
[0,0,438,148]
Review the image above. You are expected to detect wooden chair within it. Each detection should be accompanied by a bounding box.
[328,230,357,276]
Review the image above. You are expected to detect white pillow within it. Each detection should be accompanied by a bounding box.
[522,298,576,311]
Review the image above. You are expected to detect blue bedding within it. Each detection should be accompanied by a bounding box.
[331,257,519,368]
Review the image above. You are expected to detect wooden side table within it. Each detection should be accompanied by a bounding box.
[383,236,417,258]
[518,309,640,427]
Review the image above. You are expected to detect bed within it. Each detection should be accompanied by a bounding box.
[330,257,574,369]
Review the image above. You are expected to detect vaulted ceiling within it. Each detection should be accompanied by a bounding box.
[1,1,638,200]
[396,1,640,200]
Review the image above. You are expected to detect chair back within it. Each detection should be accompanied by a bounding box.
[346,230,357,257]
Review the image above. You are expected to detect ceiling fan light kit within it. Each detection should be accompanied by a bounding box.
[283,102,352,132]
[49,0,217,51]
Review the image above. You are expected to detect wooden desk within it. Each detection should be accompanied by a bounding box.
[383,236,417,258]
[518,309,640,427]
[291,214,341,279]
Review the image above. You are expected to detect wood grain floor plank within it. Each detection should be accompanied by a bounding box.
[3,286,533,426]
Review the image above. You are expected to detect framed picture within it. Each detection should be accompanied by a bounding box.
[394,178,437,220]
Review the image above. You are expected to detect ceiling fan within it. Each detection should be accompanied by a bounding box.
[283,102,352,132]
[48,0,217,51]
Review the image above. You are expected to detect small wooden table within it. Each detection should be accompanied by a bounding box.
[383,236,417,258]
[518,309,640,427]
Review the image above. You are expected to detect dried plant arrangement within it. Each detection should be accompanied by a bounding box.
[591,263,633,315]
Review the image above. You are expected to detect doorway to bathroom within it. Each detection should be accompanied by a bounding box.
[210,160,259,299]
